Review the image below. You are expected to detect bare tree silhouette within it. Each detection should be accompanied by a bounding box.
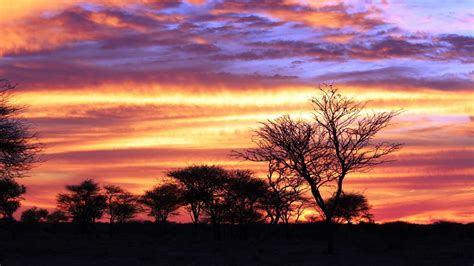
[139,183,183,223]
[260,161,308,225]
[20,207,48,223]
[280,194,310,225]
[235,85,401,253]
[57,179,107,231]
[0,177,26,221]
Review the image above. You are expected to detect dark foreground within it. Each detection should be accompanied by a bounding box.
[0,222,473,266]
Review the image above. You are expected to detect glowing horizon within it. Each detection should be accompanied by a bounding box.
[1,0,473,224]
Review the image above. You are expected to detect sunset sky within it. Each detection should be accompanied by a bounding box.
[1,0,473,223]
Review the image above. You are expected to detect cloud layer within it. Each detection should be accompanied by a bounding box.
[1,0,473,223]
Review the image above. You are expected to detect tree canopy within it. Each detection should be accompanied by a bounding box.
[57,179,107,228]
[139,183,184,223]
[0,177,26,220]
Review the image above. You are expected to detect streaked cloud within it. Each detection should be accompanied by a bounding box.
[2,0,472,223]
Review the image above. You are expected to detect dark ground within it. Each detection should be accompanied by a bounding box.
[0,222,473,266]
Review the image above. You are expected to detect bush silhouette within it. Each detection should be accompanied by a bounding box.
[21,207,48,223]
[46,210,69,223]
[325,192,373,224]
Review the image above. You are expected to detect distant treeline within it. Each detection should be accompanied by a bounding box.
[15,165,373,231]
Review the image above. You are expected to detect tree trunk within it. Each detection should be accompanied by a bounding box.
[192,220,199,239]
[6,212,15,222]
[325,218,336,254]
[274,210,281,225]
[108,221,117,237]
[212,221,221,240]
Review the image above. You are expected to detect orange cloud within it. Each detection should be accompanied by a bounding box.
[186,0,206,5]
[213,1,383,30]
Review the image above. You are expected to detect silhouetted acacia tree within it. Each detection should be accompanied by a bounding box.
[20,207,48,223]
[57,179,107,230]
[0,177,26,221]
[140,183,183,223]
[0,80,39,222]
[236,85,401,253]
[325,192,373,224]
[167,165,227,227]
[104,185,140,224]
[46,210,69,223]
[196,166,229,235]
[224,170,266,225]
[0,79,40,179]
